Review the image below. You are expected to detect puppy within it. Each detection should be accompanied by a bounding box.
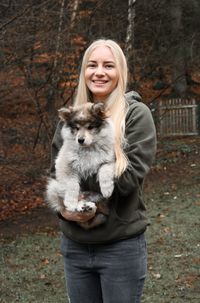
[46,102,115,228]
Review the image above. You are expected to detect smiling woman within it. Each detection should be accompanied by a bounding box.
[85,45,119,102]
[49,38,157,303]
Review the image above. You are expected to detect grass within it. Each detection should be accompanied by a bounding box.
[143,183,200,303]
[0,181,199,302]
[0,234,67,303]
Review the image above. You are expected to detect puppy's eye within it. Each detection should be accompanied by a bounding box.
[87,125,94,130]
[69,124,79,131]
[73,126,79,131]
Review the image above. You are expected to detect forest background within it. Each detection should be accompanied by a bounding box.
[0,0,200,218]
[0,1,200,302]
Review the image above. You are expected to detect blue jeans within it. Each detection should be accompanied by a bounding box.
[60,233,147,303]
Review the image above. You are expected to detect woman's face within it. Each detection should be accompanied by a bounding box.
[85,45,119,102]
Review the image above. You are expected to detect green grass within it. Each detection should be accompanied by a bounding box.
[0,234,67,303]
[0,184,199,303]
[143,184,200,303]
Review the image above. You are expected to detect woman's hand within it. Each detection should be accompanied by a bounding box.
[60,207,96,223]
[59,193,104,223]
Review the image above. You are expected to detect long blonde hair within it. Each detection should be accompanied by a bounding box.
[74,39,129,177]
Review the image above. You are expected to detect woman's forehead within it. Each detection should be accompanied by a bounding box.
[88,45,115,61]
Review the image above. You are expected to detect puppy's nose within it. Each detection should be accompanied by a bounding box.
[78,138,85,144]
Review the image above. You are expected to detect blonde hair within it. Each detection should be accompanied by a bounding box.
[74,39,129,177]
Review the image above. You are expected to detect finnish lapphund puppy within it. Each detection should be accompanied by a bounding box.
[46,102,115,229]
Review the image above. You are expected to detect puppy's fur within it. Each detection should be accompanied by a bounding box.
[46,102,115,228]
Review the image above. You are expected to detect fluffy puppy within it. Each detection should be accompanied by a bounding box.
[46,102,115,228]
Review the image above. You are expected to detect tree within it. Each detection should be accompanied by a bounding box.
[125,0,137,89]
[169,0,187,96]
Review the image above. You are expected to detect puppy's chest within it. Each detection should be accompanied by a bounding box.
[71,149,112,178]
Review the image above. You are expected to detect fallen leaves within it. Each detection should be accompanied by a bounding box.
[175,274,199,289]
[41,258,50,265]
[0,177,45,221]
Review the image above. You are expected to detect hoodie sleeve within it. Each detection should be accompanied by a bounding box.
[49,121,64,178]
[115,101,157,196]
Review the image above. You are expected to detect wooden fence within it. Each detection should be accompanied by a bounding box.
[156,98,198,136]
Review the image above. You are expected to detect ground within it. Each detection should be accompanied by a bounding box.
[0,137,200,302]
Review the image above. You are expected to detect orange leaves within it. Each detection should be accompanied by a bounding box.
[175,274,199,289]
[0,178,45,221]
[41,258,50,265]
[33,41,42,50]
[34,53,54,64]
[72,36,87,47]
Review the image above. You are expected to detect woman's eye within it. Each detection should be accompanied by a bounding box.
[105,65,114,69]
[87,64,96,68]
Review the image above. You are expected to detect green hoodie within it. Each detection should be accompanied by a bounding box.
[49,91,157,244]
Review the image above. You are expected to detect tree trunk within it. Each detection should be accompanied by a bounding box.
[69,0,79,30]
[170,0,187,97]
[125,0,136,89]
[46,0,66,127]
[53,0,66,74]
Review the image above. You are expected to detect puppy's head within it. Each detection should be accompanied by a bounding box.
[58,103,110,147]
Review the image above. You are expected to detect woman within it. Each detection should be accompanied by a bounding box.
[50,39,157,303]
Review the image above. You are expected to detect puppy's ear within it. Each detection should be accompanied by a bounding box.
[58,107,73,121]
[91,103,108,119]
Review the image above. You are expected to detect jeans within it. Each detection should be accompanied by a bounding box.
[60,233,147,303]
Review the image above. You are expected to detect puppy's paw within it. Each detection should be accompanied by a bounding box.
[100,180,114,198]
[64,204,77,212]
[63,200,78,212]
[76,201,97,213]
[98,163,115,198]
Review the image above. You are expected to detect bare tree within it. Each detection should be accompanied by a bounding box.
[69,0,79,30]
[125,0,136,88]
[46,0,66,122]
[170,0,187,96]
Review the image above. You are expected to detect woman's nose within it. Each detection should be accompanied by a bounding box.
[95,65,105,76]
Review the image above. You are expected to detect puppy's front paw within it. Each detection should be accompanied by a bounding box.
[98,163,115,198]
[63,199,78,212]
[76,201,97,213]
[100,180,114,198]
